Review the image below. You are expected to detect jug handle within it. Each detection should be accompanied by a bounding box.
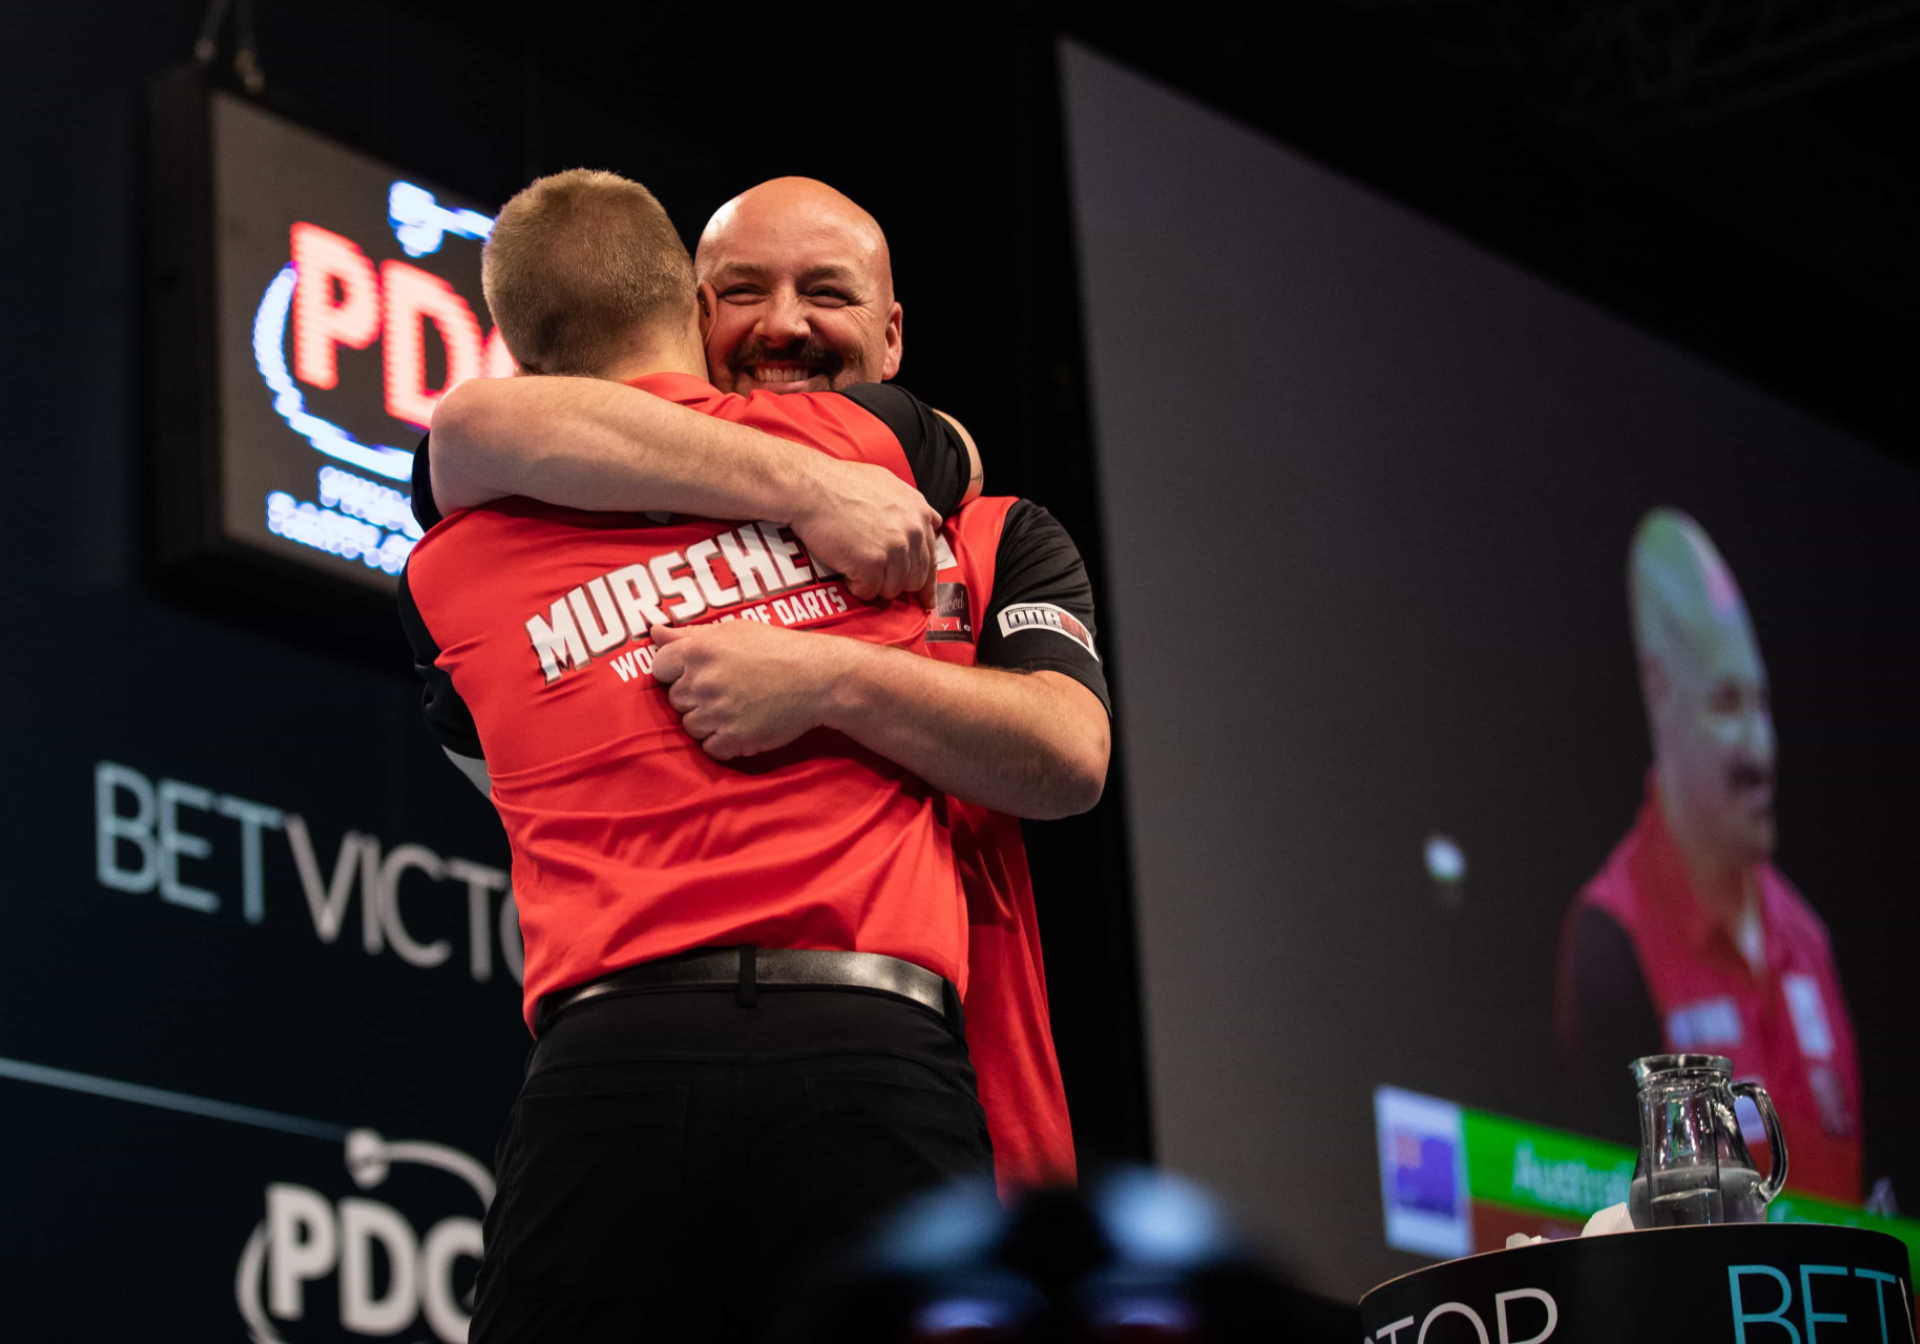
[1732,1080,1789,1206]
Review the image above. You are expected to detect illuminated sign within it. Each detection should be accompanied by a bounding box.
[151,78,506,599]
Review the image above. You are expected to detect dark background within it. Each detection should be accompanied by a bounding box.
[2,0,1917,1332]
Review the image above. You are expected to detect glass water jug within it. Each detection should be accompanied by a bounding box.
[1629,1054,1787,1228]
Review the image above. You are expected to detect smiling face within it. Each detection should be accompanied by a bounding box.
[694,177,902,395]
[1631,510,1778,870]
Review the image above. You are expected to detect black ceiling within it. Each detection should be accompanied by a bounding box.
[1062,1,1920,458]
[334,0,1920,456]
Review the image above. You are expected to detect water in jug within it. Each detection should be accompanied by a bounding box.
[1628,1054,1787,1228]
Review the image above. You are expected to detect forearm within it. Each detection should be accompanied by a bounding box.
[819,643,1109,820]
[430,376,823,519]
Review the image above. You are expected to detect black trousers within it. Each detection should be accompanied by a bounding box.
[470,983,995,1344]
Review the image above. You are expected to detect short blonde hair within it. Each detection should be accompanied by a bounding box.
[481,169,696,376]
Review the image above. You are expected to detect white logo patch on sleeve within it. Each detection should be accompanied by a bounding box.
[1783,973,1834,1061]
[996,602,1098,660]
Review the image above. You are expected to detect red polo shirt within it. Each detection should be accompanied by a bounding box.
[1558,784,1862,1202]
[926,496,1109,1195]
[399,373,972,1031]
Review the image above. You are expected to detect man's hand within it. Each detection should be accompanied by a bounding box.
[648,621,846,761]
[789,456,942,606]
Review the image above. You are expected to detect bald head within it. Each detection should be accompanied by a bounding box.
[1629,508,1776,868]
[698,178,892,292]
[1631,509,1757,677]
[694,177,903,396]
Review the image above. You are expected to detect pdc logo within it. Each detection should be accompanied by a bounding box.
[250,182,509,578]
[283,212,513,434]
[236,1129,491,1344]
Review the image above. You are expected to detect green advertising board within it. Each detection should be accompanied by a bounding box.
[1377,1086,1920,1266]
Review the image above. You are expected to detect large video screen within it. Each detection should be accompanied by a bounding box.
[208,90,507,590]
[1062,42,1920,1301]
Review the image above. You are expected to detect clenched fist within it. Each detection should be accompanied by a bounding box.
[788,457,941,606]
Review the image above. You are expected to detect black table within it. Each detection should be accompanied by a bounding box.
[1362,1223,1913,1344]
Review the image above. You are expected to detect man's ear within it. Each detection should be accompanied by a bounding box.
[697,282,717,337]
[880,300,903,380]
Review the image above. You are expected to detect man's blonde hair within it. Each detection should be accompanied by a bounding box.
[481,169,696,376]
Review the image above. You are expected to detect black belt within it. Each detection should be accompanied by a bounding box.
[535,946,953,1035]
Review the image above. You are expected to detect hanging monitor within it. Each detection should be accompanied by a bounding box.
[149,73,507,601]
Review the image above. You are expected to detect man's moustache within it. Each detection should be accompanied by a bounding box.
[1728,761,1771,794]
[731,341,843,379]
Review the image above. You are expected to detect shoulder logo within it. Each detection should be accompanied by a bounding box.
[996,602,1098,661]
[1783,973,1834,1061]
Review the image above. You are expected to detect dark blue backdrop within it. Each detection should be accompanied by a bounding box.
[0,5,1147,1335]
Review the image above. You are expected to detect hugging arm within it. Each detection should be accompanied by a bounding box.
[815,500,1108,817]
[821,651,1107,820]
[650,502,1111,820]
[424,376,980,601]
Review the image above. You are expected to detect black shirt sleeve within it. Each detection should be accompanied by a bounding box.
[396,564,482,760]
[410,434,441,531]
[976,500,1111,716]
[835,383,973,521]
[1557,905,1662,1144]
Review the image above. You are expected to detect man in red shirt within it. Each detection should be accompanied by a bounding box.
[1555,508,1862,1203]
[426,177,1106,1194]
[400,170,1000,1341]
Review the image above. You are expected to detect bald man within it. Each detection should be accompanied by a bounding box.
[1554,508,1862,1203]
[424,178,1107,1193]
[696,177,903,395]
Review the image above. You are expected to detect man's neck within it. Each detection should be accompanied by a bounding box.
[600,338,710,386]
[1657,781,1759,948]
